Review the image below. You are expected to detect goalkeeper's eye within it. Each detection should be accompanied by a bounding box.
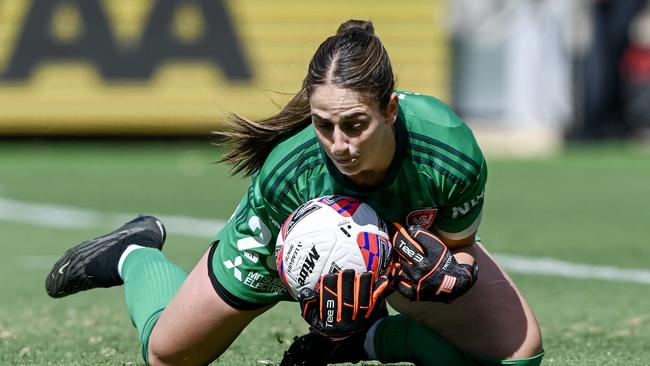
[312,115,334,131]
[315,122,333,131]
[340,120,368,136]
[343,121,365,132]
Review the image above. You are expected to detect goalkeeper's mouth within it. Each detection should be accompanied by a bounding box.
[334,157,355,165]
[333,156,361,169]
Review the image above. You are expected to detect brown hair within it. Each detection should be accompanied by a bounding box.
[213,19,395,176]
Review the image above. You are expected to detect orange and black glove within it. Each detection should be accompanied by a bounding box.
[392,223,478,303]
[298,269,392,339]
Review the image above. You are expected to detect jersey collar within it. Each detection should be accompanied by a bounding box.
[322,111,408,193]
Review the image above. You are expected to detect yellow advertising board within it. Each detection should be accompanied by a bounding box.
[0,0,448,135]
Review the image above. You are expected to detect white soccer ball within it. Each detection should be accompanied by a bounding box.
[275,195,392,300]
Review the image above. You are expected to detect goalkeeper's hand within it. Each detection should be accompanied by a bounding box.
[392,223,479,303]
[298,269,392,339]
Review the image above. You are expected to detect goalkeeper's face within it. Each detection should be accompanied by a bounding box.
[310,84,398,187]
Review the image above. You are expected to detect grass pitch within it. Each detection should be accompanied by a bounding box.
[0,140,649,365]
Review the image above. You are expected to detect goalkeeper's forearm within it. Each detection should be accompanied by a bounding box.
[434,230,477,272]
[441,239,479,302]
[393,224,479,303]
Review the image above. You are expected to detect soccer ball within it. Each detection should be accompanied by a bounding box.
[275,195,392,300]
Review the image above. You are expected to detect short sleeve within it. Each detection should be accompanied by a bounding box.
[210,176,294,306]
[433,152,487,240]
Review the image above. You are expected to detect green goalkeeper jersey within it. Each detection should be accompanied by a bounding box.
[209,91,487,308]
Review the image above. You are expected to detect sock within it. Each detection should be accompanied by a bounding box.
[121,248,187,363]
[372,315,545,366]
[363,317,383,359]
[372,314,476,366]
[118,244,145,279]
[466,351,545,366]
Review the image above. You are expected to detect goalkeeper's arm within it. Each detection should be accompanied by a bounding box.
[392,224,479,303]
[432,228,477,275]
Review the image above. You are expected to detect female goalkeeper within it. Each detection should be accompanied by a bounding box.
[46,19,544,366]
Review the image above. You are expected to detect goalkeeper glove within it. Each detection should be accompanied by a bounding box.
[298,269,391,339]
[392,223,478,303]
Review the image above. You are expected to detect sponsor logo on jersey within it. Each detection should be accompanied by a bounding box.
[223,256,243,281]
[451,188,485,219]
[297,245,320,286]
[244,272,287,295]
[406,208,438,229]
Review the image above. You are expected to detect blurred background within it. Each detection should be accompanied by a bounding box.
[1,1,649,365]
[0,0,649,147]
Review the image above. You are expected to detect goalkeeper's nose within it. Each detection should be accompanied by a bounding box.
[330,128,349,156]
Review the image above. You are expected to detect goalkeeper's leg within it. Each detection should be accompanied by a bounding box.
[383,241,543,363]
[369,314,543,366]
[47,217,272,365]
[133,247,271,365]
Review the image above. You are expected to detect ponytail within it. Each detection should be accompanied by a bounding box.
[212,89,311,177]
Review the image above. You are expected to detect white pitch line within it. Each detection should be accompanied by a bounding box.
[3,197,650,285]
[494,254,650,285]
[0,197,225,239]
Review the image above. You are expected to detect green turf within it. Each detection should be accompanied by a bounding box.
[482,143,650,268]
[1,140,649,365]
